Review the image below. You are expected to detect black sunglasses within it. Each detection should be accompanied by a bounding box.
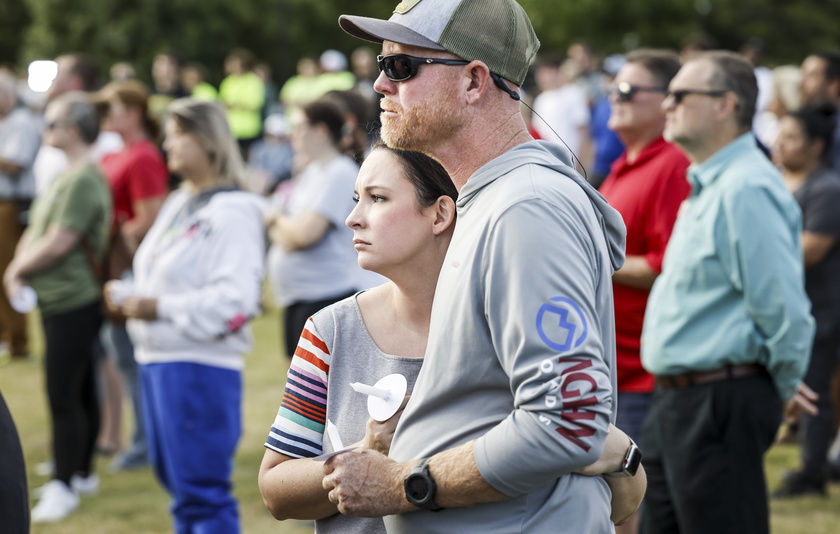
[609,82,666,103]
[665,88,729,105]
[44,119,72,131]
[377,54,470,82]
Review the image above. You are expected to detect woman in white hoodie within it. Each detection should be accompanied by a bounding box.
[105,99,265,534]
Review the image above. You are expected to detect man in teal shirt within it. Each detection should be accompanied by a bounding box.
[640,51,815,534]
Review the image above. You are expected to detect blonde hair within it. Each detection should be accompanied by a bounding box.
[167,98,243,187]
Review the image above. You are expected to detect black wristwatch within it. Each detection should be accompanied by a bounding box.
[606,437,643,478]
[404,458,444,511]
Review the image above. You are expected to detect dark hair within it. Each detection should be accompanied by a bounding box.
[301,100,346,148]
[371,141,457,207]
[100,80,161,141]
[625,49,681,89]
[810,51,840,82]
[536,54,563,70]
[227,48,255,71]
[787,104,838,161]
[321,90,374,164]
[698,50,757,131]
[63,53,100,92]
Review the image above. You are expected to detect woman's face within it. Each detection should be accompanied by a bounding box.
[773,116,815,171]
[290,109,323,158]
[103,97,136,136]
[345,149,440,276]
[162,119,210,177]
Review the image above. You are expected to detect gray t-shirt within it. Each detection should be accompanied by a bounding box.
[794,166,840,335]
[387,141,626,534]
[267,155,373,306]
[264,293,424,534]
[0,106,41,200]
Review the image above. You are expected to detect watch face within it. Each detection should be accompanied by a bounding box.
[406,475,430,502]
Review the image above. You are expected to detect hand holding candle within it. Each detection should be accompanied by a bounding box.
[350,373,408,422]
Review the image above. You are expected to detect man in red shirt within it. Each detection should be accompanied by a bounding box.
[598,49,690,534]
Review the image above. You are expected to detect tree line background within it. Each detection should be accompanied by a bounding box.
[1,0,839,86]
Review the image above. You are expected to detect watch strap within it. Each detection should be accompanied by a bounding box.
[605,437,643,478]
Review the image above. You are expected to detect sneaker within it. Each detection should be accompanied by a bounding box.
[34,459,54,477]
[31,480,79,522]
[71,473,99,496]
[772,470,827,499]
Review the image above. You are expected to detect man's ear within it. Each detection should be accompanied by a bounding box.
[719,91,740,120]
[463,61,495,105]
[432,196,456,235]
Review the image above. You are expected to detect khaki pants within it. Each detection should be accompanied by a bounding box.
[0,200,28,356]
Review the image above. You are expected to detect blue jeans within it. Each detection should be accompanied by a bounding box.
[102,321,148,461]
[141,362,241,534]
[615,391,652,446]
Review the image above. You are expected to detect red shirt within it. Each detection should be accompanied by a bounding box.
[599,137,690,392]
[100,140,168,227]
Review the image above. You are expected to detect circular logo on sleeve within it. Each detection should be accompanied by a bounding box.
[536,297,588,352]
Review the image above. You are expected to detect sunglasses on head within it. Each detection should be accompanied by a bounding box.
[609,82,666,103]
[377,54,471,82]
[665,88,729,105]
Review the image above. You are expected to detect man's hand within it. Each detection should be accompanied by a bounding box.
[322,449,413,517]
[575,424,629,476]
[3,262,24,301]
[784,381,819,425]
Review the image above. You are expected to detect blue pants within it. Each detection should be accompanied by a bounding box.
[102,321,148,460]
[615,391,652,446]
[140,362,241,534]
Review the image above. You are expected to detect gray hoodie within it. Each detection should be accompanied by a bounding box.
[386,141,626,534]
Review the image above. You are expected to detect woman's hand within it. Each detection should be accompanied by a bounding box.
[361,395,410,455]
[103,280,124,316]
[121,297,158,320]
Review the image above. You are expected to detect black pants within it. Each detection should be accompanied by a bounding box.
[42,301,102,484]
[801,328,840,481]
[640,373,781,534]
[0,391,28,534]
[283,291,356,359]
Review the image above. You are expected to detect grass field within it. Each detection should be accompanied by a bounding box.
[1,309,838,533]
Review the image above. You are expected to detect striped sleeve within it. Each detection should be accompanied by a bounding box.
[264,318,331,457]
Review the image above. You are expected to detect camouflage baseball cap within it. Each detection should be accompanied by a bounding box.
[339,0,540,87]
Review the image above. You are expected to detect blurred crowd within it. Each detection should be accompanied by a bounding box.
[0,33,839,533]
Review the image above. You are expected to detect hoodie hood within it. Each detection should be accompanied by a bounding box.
[459,140,626,271]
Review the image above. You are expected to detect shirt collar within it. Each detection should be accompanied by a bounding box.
[611,136,668,176]
[687,132,755,193]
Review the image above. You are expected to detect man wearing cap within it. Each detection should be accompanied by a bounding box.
[319,1,643,532]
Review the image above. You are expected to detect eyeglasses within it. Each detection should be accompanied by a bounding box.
[665,89,729,105]
[45,119,72,131]
[377,54,470,82]
[609,82,666,102]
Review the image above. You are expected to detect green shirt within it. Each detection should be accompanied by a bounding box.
[192,82,218,102]
[219,72,264,140]
[26,162,112,316]
[641,134,814,400]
